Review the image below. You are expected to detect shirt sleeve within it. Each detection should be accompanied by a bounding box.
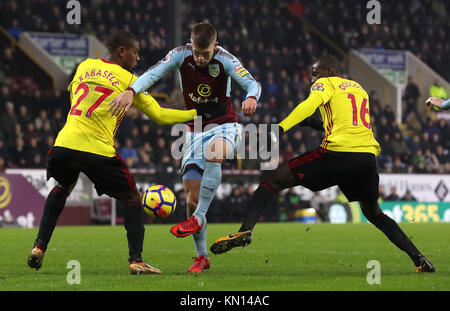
[309,77,335,104]
[442,98,450,110]
[133,92,197,125]
[220,50,261,101]
[130,47,186,94]
[279,92,324,133]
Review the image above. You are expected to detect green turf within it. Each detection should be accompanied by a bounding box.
[1,222,449,291]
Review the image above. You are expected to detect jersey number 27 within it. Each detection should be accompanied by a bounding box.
[70,82,114,118]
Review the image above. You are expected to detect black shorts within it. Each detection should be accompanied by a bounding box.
[288,148,379,202]
[46,146,136,198]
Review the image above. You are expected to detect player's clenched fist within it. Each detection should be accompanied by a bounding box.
[108,89,135,116]
[241,97,257,116]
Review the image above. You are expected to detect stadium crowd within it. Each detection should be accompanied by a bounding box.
[1,0,450,222]
[299,0,450,81]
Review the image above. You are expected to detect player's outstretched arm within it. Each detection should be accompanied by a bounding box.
[278,92,323,135]
[219,50,261,116]
[427,97,450,111]
[134,93,196,125]
[134,94,230,124]
[108,49,183,117]
[269,93,323,144]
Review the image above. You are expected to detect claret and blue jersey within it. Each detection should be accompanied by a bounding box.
[130,43,261,129]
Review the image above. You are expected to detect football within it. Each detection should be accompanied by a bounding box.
[142,185,177,219]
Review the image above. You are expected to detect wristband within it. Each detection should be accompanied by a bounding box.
[126,87,136,96]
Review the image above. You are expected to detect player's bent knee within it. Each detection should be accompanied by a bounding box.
[56,182,76,196]
[359,200,385,225]
[117,187,141,205]
[259,174,286,193]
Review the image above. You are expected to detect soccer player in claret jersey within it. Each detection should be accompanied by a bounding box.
[26,30,217,275]
[210,55,435,273]
[109,23,261,273]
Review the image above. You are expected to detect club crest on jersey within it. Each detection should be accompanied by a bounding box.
[208,64,220,77]
[312,83,324,91]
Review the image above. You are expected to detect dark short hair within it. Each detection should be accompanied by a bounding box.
[191,23,217,48]
[318,54,340,75]
[106,30,138,53]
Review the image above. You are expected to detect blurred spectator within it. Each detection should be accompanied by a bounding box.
[155,153,177,191]
[420,132,433,153]
[411,149,427,172]
[1,47,18,77]
[378,185,387,202]
[386,187,400,201]
[50,107,65,133]
[310,191,327,222]
[29,153,45,168]
[9,137,28,167]
[279,188,301,221]
[402,75,424,128]
[435,145,448,172]
[406,134,422,155]
[17,105,32,130]
[390,131,410,160]
[1,102,17,143]
[24,122,39,142]
[429,81,447,100]
[401,189,417,202]
[0,137,9,166]
[172,189,187,223]
[136,151,156,169]
[0,156,6,171]
[424,149,439,173]
[391,156,407,173]
[120,138,139,168]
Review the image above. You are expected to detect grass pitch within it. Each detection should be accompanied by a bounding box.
[1,222,449,291]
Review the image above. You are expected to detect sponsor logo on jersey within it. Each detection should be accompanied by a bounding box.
[197,83,212,97]
[208,64,220,77]
[188,93,219,104]
[234,64,249,78]
[311,83,324,91]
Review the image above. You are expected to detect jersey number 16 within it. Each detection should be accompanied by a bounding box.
[347,93,371,129]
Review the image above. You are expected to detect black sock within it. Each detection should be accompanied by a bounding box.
[239,183,276,232]
[35,186,69,251]
[124,201,145,261]
[375,214,422,266]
